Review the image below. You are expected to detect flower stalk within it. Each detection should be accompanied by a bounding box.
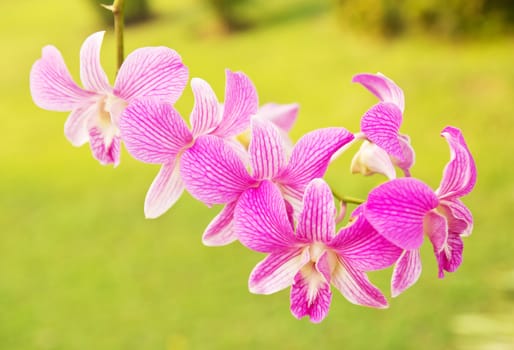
[331,189,364,205]
[101,0,125,72]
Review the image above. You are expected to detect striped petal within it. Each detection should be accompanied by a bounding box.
[64,102,97,146]
[180,135,255,206]
[439,199,473,237]
[79,31,110,92]
[256,102,299,133]
[249,118,287,180]
[114,47,188,103]
[391,249,422,297]
[190,78,220,137]
[434,233,464,279]
[119,99,192,164]
[361,102,404,160]
[88,126,120,166]
[212,70,259,138]
[144,161,184,218]
[202,202,237,246]
[297,179,336,243]
[30,45,94,111]
[332,259,388,308]
[436,126,477,200]
[352,73,405,113]
[249,248,309,295]
[365,178,439,250]
[235,181,297,253]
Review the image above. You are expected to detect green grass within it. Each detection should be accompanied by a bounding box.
[1,1,514,349]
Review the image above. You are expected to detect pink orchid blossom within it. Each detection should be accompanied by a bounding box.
[364,126,476,296]
[30,31,188,166]
[119,70,258,218]
[351,73,415,179]
[180,118,354,246]
[234,179,402,322]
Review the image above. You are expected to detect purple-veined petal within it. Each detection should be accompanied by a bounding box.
[392,134,415,177]
[391,249,422,297]
[434,233,464,278]
[114,47,188,103]
[249,248,309,295]
[190,78,220,137]
[79,31,110,92]
[120,99,192,164]
[365,178,439,250]
[212,70,259,138]
[202,202,237,246]
[361,102,404,160]
[297,179,336,243]
[235,181,297,253]
[180,135,255,206]
[332,258,388,308]
[436,126,477,200]
[88,126,120,166]
[30,45,94,111]
[144,161,184,218]
[278,127,354,200]
[315,251,333,283]
[256,103,299,133]
[352,73,405,113]
[439,199,473,237]
[290,267,333,323]
[425,210,449,254]
[330,214,402,271]
[249,118,287,180]
[64,102,97,146]
[350,140,396,180]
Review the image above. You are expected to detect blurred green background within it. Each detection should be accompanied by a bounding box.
[1,0,514,349]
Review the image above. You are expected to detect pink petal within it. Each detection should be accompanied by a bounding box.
[436,126,477,200]
[249,248,309,295]
[235,181,297,253]
[114,47,188,103]
[256,103,299,133]
[212,70,259,138]
[119,99,192,164]
[350,140,397,179]
[392,134,415,177]
[64,102,97,146]
[202,202,238,246]
[88,126,120,166]
[361,102,404,160]
[189,78,220,137]
[439,199,473,237]
[144,161,185,218]
[297,179,336,243]
[315,251,333,283]
[331,259,388,308]
[330,214,402,271]
[79,31,110,92]
[278,128,354,201]
[365,178,439,250]
[290,269,333,323]
[249,118,287,180]
[425,210,449,254]
[30,45,94,111]
[434,233,464,279]
[391,249,422,297]
[352,73,405,113]
[180,135,255,206]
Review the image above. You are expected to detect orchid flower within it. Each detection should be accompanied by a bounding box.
[350,73,415,179]
[234,179,402,322]
[180,118,354,246]
[30,31,188,166]
[364,126,476,296]
[119,70,258,218]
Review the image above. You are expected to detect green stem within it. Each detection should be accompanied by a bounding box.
[331,189,364,205]
[102,0,125,72]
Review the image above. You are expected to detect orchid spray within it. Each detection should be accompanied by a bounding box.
[29,2,476,323]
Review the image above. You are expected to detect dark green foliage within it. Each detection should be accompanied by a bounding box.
[335,0,514,37]
[89,0,152,26]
